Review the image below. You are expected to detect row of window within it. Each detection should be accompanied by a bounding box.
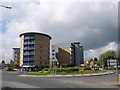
[24,50,34,53]
[23,61,34,65]
[24,41,35,45]
[24,55,34,61]
[23,61,49,65]
[24,35,35,39]
[24,45,34,50]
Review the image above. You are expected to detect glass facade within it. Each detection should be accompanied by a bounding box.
[23,34,35,66]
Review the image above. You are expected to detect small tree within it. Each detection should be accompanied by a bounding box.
[99,50,117,67]
[90,58,93,61]
[94,57,98,61]
[1,60,5,67]
[2,60,5,64]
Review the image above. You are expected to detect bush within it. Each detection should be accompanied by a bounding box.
[64,68,72,73]
[56,68,65,72]
[38,71,43,73]
[42,68,56,71]
[79,67,91,70]
[79,70,84,72]
[49,68,55,71]
[108,67,116,70]
[43,71,49,73]
[40,67,91,73]
[63,67,79,73]
[38,71,49,73]
[42,68,50,71]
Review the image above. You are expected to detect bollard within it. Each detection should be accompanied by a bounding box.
[118,74,120,85]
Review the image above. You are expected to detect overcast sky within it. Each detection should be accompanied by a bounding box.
[0,0,118,63]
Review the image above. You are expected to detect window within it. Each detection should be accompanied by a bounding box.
[24,35,34,39]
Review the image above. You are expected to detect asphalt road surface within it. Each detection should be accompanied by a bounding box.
[2,70,120,89]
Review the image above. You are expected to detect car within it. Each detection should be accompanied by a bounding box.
[94,67,99,70]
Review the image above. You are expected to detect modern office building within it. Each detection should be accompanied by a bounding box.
[52,42,84,67]
[19,32,51,71]
[13,48,20,66]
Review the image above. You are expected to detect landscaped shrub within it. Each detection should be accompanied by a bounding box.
[63,67,79,73]
[84,67,91,70]
[71,67,79,72]
[78,67,91,70]
[79,70,84,72]
[38,70,49,73]
[56,68,65,72]
[49,68,55,71]
[39,67,92,73]
[85,70,94,72]
[43,71,49,73]
[64,68,72,73]
[38,71,43,73]
[42,68,50,71]
[107,67,116,70]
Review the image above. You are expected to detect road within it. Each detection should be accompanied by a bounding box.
[2,70,120,89]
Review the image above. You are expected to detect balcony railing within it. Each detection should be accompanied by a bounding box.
[24,37,34,40]
[24,47,35,50]
[23,58,34,61]
[24,53,34,55]
[24,42,34,45]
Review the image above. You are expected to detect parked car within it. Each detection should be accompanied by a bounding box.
[94,67,99,70]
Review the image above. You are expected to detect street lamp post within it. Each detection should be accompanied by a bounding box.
[0,5,12,9]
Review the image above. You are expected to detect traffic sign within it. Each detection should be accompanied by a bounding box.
[107,59,117,67]
[54,67,58,69]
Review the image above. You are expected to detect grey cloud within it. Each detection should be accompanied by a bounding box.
[1,1,118,61]
[32,2,118,50]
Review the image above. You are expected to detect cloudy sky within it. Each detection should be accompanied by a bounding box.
[0,0,118,63]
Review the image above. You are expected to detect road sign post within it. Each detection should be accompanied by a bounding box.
[107,60,110,76]
[107,59,118,80]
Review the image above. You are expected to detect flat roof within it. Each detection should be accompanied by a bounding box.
[12,48,20,49]
[19,32,52,39]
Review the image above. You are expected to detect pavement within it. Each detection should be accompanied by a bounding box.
[2,70,120,89]
[19,71,115,78]
[2,81,40,88]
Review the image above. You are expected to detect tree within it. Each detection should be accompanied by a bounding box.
[1,60,5,67]
[118,50,120,65]
[90,58,93,61]
[94,57,98,61]
[1,60,5,64]
[99,50,117,67]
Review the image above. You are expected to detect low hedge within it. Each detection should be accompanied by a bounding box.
[106,67,120,70]
[39,67,91,73]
